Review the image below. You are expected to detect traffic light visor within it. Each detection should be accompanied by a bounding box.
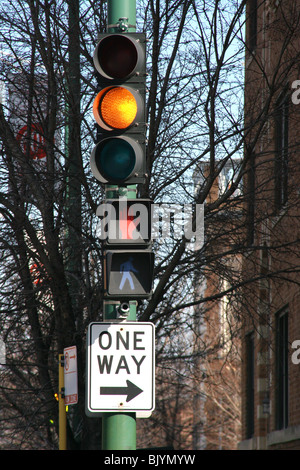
[90,137,143,184]
[94,34,144,80]
[93,86,142,131]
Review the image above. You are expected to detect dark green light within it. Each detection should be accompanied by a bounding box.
[96,138,136,183]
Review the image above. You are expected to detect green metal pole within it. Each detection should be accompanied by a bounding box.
[101,0,137,451]
[102,413,137,450]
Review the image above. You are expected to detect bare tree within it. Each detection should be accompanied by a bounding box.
[1,0,300,450]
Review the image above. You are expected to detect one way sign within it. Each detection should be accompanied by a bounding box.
[86,322,155,416]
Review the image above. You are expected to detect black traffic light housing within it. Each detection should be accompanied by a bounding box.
[90,33,147,185]
[99,198,154,300]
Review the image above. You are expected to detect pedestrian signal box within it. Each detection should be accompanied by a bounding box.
[104,250,154,299]
[97,198,152,246]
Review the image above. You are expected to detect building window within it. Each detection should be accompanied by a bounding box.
[248,0,258,52]
[274,93,289,210]
[245,332,255,438]
[275,309,289,429]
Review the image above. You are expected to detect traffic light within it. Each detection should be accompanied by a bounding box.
[98,198,154,300]
[97,198,152,246]
[90,33,147,185]
[90,32,154,300]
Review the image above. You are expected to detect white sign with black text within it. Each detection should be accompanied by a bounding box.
[86,322,155,416]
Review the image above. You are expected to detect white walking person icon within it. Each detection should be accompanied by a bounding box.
[119,257,138,291]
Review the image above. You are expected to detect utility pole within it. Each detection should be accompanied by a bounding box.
[87,0,155,450]
[103,0,138,325]
[102,0,137,451]
[58,354,67,450]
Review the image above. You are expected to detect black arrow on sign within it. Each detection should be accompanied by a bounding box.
[100,380,143,402]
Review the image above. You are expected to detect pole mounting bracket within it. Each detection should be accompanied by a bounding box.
[108,17,136,32]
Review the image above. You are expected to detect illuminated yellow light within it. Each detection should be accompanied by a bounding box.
[100,87,137,129]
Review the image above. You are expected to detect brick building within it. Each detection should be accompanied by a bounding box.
[193,162,242,450]
[239,0,300,449]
